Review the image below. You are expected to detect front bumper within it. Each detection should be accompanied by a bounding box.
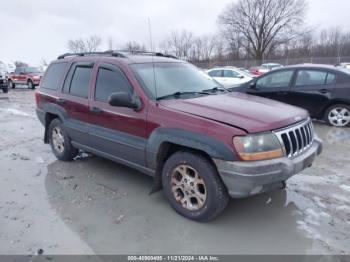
[214,138,323,198]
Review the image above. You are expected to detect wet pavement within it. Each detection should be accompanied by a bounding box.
[0,89,349,255]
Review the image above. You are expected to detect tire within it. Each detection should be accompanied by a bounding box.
[2,87,8,93]
[48,118,79,161]
[325,104,350,127]
[8,80,15,89]
[27,80,35,89]
[162,151,229,222]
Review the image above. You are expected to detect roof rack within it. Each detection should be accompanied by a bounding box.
[57,50,127,59]
[57,50,178,60]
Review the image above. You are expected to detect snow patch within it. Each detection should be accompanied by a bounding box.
[340,184,350,193]
[0,108,30,116]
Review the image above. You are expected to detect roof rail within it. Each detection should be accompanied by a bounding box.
[111,50,178,59]
[57,50,127,59]
[57,50,178,60]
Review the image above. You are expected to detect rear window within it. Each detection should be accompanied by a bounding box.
[41,63,67,90]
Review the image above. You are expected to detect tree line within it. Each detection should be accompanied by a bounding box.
[66,0,350,64]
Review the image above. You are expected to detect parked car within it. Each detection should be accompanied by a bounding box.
[234,64,350,127]
[336,62,350,71]
[206,67,253,87]
[249,63,283,76]
[36,51,322,221]
[8,67,43,89]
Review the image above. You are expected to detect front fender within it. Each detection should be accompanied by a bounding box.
[146,127,236,170]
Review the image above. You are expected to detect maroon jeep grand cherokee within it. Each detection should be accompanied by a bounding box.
[35,51,322,221]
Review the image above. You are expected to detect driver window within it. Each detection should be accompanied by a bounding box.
[256,70,294,88]
[95,66,132,103]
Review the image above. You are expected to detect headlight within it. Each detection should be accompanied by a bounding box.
[233,133,283,161]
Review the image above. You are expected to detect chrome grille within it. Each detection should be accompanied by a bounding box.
[274,118,314,158]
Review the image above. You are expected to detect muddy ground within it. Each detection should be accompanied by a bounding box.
[0,88,349,255]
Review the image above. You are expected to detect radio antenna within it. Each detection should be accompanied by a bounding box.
[148,18,158,99]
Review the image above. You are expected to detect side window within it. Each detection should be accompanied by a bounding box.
[295,70,328,86]
[69,66,92,98]
[257,70,294,88]
[95,66,132,102]
[223,70,239,78]
[208,70,222,77]
[40,63,67,90]
[15,68,21,74]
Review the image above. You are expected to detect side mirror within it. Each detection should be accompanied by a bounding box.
[249,81,258,89]
[238,75,244,79]
[108,92,141,110]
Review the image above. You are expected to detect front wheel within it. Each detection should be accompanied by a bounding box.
[2,87,8,93]
[162,151,229,222]
[48,118,79,161]
[8,80,15,89]
[325,104,350,127]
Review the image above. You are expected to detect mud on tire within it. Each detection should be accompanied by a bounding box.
[162,151,229,222]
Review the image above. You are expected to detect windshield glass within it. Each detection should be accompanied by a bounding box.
[236,69,253,78]
[131,62,221,99]
[26,67,42,73]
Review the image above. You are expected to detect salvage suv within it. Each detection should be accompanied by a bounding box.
[35,51,323,221]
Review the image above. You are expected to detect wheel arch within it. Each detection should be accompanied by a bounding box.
[146,127,236,193]
[322,99,350,118]
[42,103,68,143]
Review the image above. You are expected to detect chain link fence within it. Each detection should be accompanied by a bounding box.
[191,56,350,69]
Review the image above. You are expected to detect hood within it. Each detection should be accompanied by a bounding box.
[160,92,308,133]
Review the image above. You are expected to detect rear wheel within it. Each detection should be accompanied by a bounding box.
[162,151,229,222]
[2,87,8,93]
[48,118,79,161]
[325,104,350,127]
[27,80,35,89]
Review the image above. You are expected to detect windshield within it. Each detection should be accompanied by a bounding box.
[131,62,221,99]
[236,68,253,78]
[26,67,42,73]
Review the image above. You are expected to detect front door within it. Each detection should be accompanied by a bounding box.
[89,62,147,166]
[247,70,295,103]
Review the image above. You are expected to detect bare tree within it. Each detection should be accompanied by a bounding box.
[123,41,147,52]
[218,0,307,61]
[161,30,195,59]
[14,61,28,67]
[67,35,102,53]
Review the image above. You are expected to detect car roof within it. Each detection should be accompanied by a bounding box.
[285,63,337,70]
[53,51,182,65]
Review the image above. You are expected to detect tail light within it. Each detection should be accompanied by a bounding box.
[34,91,40,105]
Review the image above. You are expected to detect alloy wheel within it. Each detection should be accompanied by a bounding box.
[51,126,65,153]
[328,107,350,127]
[170,164,207,211]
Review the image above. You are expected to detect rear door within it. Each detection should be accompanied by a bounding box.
[247,70,295,103]
[222,69,242,86]
[207,69,223,85]
[89,62,147,166]
[59,61,94,146]
[289,69,336,117]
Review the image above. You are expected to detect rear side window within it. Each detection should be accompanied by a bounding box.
[208,70,222,77]
[295,70,334,86]
[95,67,132,102]
[63,64,92,98]
[41,63,67,90]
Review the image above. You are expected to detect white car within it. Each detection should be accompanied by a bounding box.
[206,67,253,87]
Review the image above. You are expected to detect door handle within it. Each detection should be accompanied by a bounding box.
[90,107,103,113]
[56,98,66,104]
[319,89,328,94]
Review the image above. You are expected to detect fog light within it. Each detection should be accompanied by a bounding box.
[250,186,263,195]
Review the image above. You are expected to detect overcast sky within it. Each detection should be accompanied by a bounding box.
[1,0,350,66]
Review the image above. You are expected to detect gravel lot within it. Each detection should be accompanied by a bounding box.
[0,88,349,255]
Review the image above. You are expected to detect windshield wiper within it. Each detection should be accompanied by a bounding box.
[156,91,210,101]
[202,86,230,93]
